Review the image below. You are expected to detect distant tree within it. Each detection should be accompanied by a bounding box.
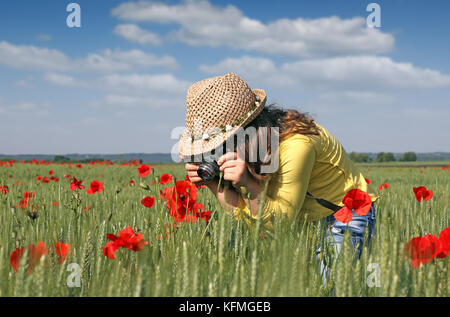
[376,152,385,162]
[349,152,371,163]
[400,152,417,162]
[54,155,71,162]
[377,152,396,162]
[384,152,396,162]
[75,158,105,163]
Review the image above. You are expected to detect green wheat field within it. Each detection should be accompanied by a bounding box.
[0,161,448,297]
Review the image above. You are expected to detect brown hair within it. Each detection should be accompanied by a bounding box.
[237,104,319,181]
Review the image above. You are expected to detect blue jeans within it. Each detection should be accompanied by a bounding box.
[316,203,376,286]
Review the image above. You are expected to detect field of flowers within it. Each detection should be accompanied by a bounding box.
[0,159,448,297]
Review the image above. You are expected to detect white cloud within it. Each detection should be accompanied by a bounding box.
[91,94,185,109]
[317,91,397,107]
[44,73,81,87]
[114,24,161,45]
[0,41,72,72]
[12,80,31,88]
[0,98,52,117]
[89,73,191,109]
[0,41,177,73]
[200,55,450,91]
[99,73,190,95]
[111,0,394,58]
[91,48,177,71]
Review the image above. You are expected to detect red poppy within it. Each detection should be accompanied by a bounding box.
[186,203,212,222]
[49,170,54,175]
[378,183,389,190]
[17,191,36,209]
[184,203,201,223]
[103,226,148,259]
[82,205,93,213]
[24,191,35,200]
[54,242,70,264]
[17,199,28,209]
[334,189,372,223]
[103,241,122,260]
[0,185,9,194]
[436,227,450,258]
[405,234,441,268]
[166,180,197,222]
[333,207,353,224]
[364,178,372,184]
[129,180,136,187]
[160,187,173,201]
[138,164,151,178]
[36,176,43,181]
[413,186,433,202]
[87,180,103,195]
[70,177,85,191]
[10,241,47,273]
[159,173,173,185]
[52,201,58,207]
[9,247,24,272]
[141,196,155,208]
[42,176,50,183]
[50,176,59,182]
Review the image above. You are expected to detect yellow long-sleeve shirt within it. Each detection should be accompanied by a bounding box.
[233,123,378,227]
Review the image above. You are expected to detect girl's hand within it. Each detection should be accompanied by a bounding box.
[218,152,250,188]
[184,163,213,187]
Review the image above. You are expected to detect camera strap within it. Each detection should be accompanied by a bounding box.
[306,191,342,213]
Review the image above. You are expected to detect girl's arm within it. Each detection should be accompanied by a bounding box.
[184,160,262,216]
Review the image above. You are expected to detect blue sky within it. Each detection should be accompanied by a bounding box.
[0,0,449,155]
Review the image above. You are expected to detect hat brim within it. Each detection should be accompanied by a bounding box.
[178,89,267,157]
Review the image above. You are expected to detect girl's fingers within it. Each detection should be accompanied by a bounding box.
[223,171,237,181]
[188,170,200,179]
[189,176,204,183]
[185,163,199,171]
[217,152,237,166]
[219,160,239,172]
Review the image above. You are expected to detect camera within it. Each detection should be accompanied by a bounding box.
[197,155,220,181]
[184,143,228,182]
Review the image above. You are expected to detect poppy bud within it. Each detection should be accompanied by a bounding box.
[140,182,150,190]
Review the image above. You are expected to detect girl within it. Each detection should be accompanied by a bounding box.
[180,73,378,277]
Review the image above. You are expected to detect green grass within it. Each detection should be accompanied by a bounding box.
[0,163,448,297]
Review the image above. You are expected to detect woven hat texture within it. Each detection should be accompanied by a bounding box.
[179,73,266,157]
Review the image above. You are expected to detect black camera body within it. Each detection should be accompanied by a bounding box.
[183,143,228,182]
[197,155,220,181]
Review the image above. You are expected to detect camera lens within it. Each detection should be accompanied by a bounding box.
[197,161,220,181]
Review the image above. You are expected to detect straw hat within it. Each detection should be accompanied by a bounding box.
[178,73,267,157]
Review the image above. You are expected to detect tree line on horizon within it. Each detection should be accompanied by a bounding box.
[348,151,418,163]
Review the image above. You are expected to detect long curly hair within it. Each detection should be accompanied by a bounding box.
[237,104,319,181]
